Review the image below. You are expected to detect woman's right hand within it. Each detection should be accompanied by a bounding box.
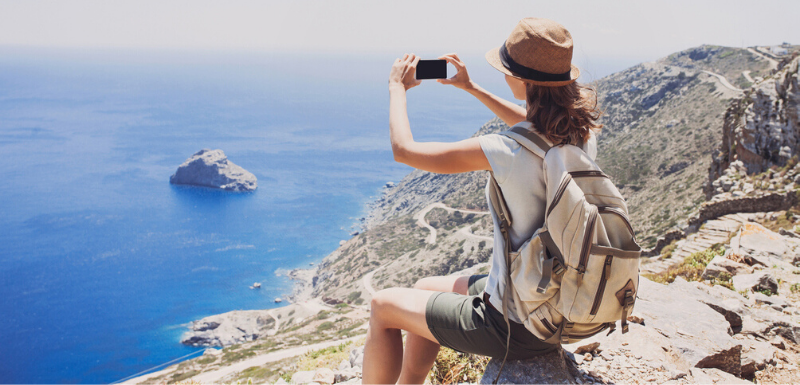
[438,53,475,91]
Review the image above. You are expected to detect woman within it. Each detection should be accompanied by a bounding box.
[364,18,602,384]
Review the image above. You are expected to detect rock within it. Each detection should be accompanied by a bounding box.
[737,223,798,264]
[349,346,364,368]
[275,377,289,385]
[203,348,222,356]
[690,368,750,384]
[732,272,778,294]
[701,255,753,280]
[740,339,776,378]
[574,342,601,355]
[170,149,257,191]
[291,370,316,384]
[479,348,576,384]
[181,309,276,347]
[312,368,335,384]
[668,278,747,331]
[752,292,788,308]
[779,228,800,238]
[334,367,359,383]
[635,278,742,376]
[770,337,786,350]
[338,359,351,371]
[626,315,645,325]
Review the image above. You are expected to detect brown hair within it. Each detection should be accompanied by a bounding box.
[525,82,603,145]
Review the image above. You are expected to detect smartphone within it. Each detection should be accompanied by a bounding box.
[416,59,447,80]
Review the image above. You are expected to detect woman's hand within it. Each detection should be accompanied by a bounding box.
[437,53,475,91]
[389,54,422,91]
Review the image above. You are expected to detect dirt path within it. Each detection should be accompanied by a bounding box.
[457,225,493,242]
[701,70,742,92]
[742,70,754,83]
[362,265,382,296]
[748,47,779,70]
[414,202,490,244]
[188,336,364,383]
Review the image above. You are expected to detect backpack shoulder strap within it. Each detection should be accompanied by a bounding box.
[499,121,552,159]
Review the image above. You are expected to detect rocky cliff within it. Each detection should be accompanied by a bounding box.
[131,45,800,385]
[709,54,800,193]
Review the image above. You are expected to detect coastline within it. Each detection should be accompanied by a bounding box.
[176,183,393,347]
[284,266,318,304]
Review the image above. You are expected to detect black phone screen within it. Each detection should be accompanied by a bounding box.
[416,60,447,80]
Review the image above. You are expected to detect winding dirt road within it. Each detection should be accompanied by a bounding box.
[414,202,490,244]
[701,70,742,92]
[747,47,779,70]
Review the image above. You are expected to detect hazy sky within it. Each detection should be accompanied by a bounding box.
[1,0,798,78]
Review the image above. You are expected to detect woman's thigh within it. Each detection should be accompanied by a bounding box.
[371,287,439,343]
[413,275,471,295]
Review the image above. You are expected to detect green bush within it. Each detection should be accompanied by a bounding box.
[317,321,335,332]
[645,244,725,284]
[347,291,362,302]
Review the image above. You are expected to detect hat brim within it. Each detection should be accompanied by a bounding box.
[485,47,580,87]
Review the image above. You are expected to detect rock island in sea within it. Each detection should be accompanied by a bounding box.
[170,149,257,191]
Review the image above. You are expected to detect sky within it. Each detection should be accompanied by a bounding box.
[1,0,799,80]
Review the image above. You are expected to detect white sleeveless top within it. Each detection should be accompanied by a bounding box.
[477,124,597,322]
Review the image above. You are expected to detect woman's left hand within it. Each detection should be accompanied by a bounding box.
[389,54,421,91]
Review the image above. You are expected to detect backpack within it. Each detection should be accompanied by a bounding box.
[487,122,641,381]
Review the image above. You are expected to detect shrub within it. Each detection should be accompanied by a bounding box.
[645,244,725,284]
[660,239,678,259]
[428,348,490,384]
[347,291,362,302]
[317,321,335,331]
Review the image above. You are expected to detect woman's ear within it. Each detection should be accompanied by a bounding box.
[505,75,527,100]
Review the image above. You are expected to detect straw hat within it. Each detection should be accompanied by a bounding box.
[486,18,580,86]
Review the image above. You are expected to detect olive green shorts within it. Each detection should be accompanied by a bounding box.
[425,274,558,360]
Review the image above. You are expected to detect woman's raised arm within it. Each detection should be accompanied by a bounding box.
[438,53,527,127]
[389,54,490,174]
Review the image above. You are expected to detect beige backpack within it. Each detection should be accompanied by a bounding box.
[488,123,641,380]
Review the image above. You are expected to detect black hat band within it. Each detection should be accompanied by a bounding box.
[499,42,572,82]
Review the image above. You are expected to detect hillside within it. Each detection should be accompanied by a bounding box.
[126,45,800,384]
[312,45,782,303]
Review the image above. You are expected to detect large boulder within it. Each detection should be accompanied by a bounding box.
[635,278,743,376]
[701,255,753,280]
[564,277,744,378]
[732,272,779,294]
[170,149,257,191]
[180,309,275,347]
[479,348,576,384]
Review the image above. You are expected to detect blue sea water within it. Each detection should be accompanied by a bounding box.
[0,48,515,384]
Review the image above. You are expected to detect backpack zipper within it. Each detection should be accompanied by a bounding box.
[590,255,614,315]
[541,317,558,334]
[566,324,610,339]
[577,207,598,274]
[597,206,635,237]
[569,170,609,178]
[546,173,573,218]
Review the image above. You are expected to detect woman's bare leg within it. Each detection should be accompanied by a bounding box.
[363,287,440,384]
[396,276,472,384]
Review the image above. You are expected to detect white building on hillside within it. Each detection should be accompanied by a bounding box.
[771,46,789,56]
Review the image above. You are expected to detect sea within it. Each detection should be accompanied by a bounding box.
[0,47,529,384]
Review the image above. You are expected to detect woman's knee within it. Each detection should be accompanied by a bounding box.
[370,288,403,320]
